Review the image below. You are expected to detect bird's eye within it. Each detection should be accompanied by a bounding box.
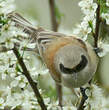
[59,55,88,74]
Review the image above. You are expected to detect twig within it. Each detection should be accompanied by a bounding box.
[13,45,47,110]
[93,4,101,48]
[77,4,101,110]
[77,97,86,110]
[49,0,58,32]
[77,87,88,110]
[78,3,101,110]
[0,44,37,53]
[0,45,12,52]
[49,0,62,108]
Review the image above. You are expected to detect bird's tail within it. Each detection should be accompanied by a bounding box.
[7,12,44,42]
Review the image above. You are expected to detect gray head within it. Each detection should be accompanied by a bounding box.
[53,44,93,88]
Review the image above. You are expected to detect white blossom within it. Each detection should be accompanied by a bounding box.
[1,0,109,109]
[73,0,97,41]
[0,0,15,14]
[26,43,36,49]
[85,84,109,110]
[1,73,7,80]
[98,42,109,57]
[106,0,109,6]
[73,20,92,41]
[78,0,97,16]
[10,79,19,87]
[0,98,5,109]
[102,13,109,25]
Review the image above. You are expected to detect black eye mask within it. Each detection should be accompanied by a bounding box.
[59,55,88,74]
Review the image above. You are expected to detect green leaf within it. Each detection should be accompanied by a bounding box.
[55,4,64,23]
[88,20,94,34]
[0,14,8,27]
[44,86,57,100]
[99,20,109,42]
[88,21,93,30]
[100,0,109,14]
[21,46,27,57]
[15,63,22,73]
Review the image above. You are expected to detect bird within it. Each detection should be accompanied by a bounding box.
[8,12,98,107]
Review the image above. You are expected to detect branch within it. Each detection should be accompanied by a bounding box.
[93,4,101,48]
[77,87,88,110]
[0,45,12,52]
[49,0,58,32]
[49,1,62,107]
[77,96,86,110]
[77,98,86,110]
[12,45,47,110]
[0,42,38,53]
